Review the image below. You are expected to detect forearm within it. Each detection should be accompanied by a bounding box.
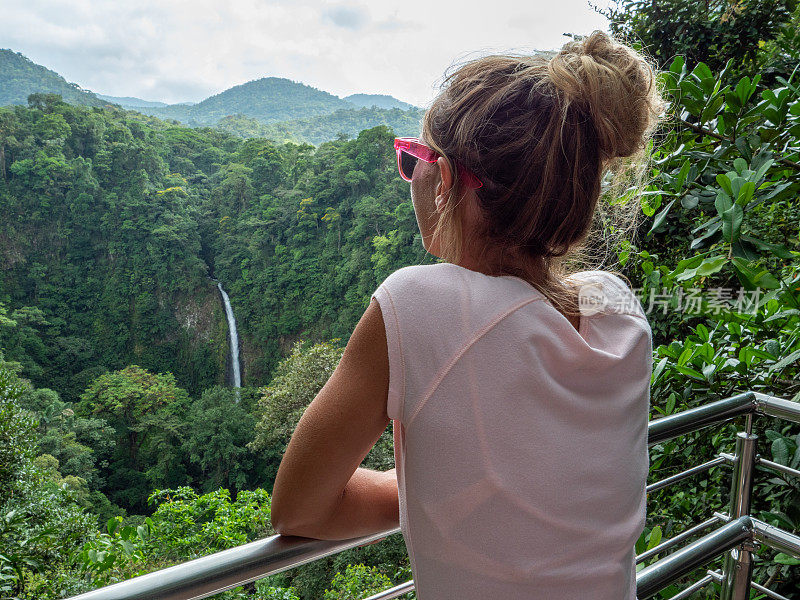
[282,467,399,540]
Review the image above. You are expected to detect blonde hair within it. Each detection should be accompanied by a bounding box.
[421,29,670,317]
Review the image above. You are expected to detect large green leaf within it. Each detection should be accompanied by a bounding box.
[648,198,675,235]
[736,181,755,206]
[740,235,794,259]
[721,204,743,242]
[695,256,728,277]
[731,257,781,290]
[716,173,733,199]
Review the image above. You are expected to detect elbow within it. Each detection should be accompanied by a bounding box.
[270,512,286,535]
[270,504,295,536]
[271,504,310,537]
[270,486,293,534]
[272,516,315,538]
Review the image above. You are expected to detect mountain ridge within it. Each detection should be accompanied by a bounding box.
[0,49,422,144]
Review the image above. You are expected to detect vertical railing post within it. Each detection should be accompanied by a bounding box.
[720,430,758,600]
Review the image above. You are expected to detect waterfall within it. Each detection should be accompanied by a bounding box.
[216,281,241,397]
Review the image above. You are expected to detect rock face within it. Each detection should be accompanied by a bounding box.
[173,278,229,388]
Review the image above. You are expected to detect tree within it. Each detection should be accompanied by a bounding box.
[0,356,95,599]
[593,0,798,80]
[78,365,190,511]
[19,386,115,493]
[183,385,257,493]
[249,340,344,456]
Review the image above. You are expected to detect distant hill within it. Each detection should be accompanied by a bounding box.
[343,93,416,110]
[96,94,172,108]
[123,77,355,127]
[0,48,110,107]
[215,106,423,145]
[198,77,354,125]
[257,106,424,145]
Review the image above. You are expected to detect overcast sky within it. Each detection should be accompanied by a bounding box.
[2,0,615,108]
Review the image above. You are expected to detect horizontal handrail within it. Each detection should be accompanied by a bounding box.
[646,455,730,494]
[754,392,800,422]
[669,573,715,600]
[756,456,800,479]
[361,580,415,600]
[752,517,800,558]
[65,392,797,600]
[67,529,398,600]
[636,516,753,599]
[635,515,723,563]
[647,392,755,445]
[647,391,800,446]
[707,569,794,600]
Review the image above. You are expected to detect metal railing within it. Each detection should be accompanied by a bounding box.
[67,391,800,600]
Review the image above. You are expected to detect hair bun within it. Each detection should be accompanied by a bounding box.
[547,30,668,162]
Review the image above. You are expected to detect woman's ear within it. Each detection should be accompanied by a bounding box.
[434,156,454,213]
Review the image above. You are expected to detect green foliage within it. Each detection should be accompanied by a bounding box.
[19,386,114,493]
[249,340,344,453]
[78,365,191,512]
[596,0,798,81]
[0,358,96,599]
[74,515,153,586]
[1,95,428,396]
[322,563,393,600]
[619,51,800,595]
[183,385,259,493]
[0,359,35,502]
[144,487,272,560]
[0,96,225,399]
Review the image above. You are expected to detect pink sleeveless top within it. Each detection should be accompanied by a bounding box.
[371,262,652,600]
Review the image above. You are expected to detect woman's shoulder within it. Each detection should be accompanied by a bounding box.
[377,262,461,292]
[569,269,634,291]
[567,270,646,319]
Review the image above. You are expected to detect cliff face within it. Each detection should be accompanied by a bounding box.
[171,278,229,393]
[236,330,309,388]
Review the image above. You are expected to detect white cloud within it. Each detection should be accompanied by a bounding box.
[1,0,614,106]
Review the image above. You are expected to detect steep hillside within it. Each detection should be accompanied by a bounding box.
[0,48,110,107]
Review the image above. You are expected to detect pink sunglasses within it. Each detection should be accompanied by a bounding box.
[394,137,483,189]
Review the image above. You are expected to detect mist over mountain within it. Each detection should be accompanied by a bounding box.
[95,94,173,108]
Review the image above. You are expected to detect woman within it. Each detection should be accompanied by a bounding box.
[270,29,668,599]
